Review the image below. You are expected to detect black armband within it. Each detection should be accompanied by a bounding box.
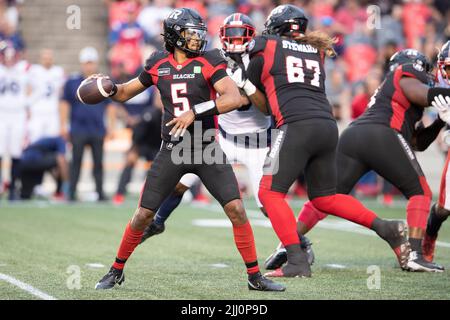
[192,100,219,118]
[413,117,446,151]
[427,87,450,106]
[110,83,118,97]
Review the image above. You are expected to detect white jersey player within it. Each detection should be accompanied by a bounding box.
[217,13,271,213]
[423,40,450,262]
[0,41,31,199]
[28,49,65,143]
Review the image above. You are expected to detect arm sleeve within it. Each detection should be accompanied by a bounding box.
[138,68,153,88]
[247,54,265,93]
[412,117,445,151]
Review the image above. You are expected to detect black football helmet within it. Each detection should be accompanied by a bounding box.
[162,8,207,57]
[220,13,256,54]
[263,4,308,37]
[388,49,432,73]
[437,41,450,85]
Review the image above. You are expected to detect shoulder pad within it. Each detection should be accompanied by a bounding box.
[247,36,268,56]
[202,49,227,67]
[401,63,429,84]
[144,51,169,71]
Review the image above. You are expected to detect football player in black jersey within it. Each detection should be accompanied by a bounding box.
[140,13,315,265]
[94,8,284,292]
[227,4,417,277]
[422,41,450,263]
[268,49,450,273]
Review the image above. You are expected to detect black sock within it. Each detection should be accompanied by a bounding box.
[409,238,422,254]
[426,204,449,237]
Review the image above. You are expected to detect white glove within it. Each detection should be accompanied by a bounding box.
[432,94,450,124]
[228,67,257,96]
[442,129,450,146]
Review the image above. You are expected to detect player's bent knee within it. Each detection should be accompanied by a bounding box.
[224,199,247,225]
[133,207,155,229]
[258,186,270,205]
[310,195,335,213]
[436,205,450,218]
[174,182,189,196]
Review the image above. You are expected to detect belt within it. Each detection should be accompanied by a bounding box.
[218,125,271,149]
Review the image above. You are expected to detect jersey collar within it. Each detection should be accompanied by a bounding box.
[169,54,194,71]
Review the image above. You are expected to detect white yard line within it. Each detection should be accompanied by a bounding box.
[0,273,57,300]
[192,203,450,249]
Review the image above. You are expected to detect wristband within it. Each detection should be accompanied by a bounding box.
[192,100,219,118]
[110,83,118,97]
[243,80,257,96]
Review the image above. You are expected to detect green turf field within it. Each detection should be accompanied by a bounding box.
[0,198,449,300]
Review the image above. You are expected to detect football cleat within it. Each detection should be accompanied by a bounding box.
[264,262,312,278]
[376,220,411,270]
[422,233,437,262]
[95,267,125,290]
[301,235,315,266]
[265,246,312,278]
[140,222,166,244]
[405,251,445,273]
[247,272,286,291]
[112,194,125,205]
[264,236,314,270]
[264,243,287,270]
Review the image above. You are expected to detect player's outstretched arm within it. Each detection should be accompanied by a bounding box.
[112,77,148,103]
[411,117,446,151]
[82,74,148,103]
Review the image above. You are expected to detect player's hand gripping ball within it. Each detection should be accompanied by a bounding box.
[76,74,117,104]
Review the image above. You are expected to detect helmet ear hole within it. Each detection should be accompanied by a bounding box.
[264,4,308,37]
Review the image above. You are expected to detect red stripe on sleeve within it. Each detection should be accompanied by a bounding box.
[390,67,411,131]
[262,39,284,127]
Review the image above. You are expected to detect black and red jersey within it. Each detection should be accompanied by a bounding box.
[353,63,430,143]
[246,35,334,128]
[138,49,227,142]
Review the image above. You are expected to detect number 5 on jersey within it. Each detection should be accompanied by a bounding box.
[171,83,191,117]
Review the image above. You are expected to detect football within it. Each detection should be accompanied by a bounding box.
[76,76,114,104]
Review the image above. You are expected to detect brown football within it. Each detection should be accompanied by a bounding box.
[76,77,114,104]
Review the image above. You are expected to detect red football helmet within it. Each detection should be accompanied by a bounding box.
[220,13,255,54]
[437,41,450,85]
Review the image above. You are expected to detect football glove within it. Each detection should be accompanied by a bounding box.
[227,66,257,96]
[432,94,450,124]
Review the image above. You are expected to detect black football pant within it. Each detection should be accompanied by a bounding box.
[139,141,240,211]
[260,118,338,199]
[337,124,431,198]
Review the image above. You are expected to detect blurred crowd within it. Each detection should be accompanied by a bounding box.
[104,0,450,122]
[0,0,450,204]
